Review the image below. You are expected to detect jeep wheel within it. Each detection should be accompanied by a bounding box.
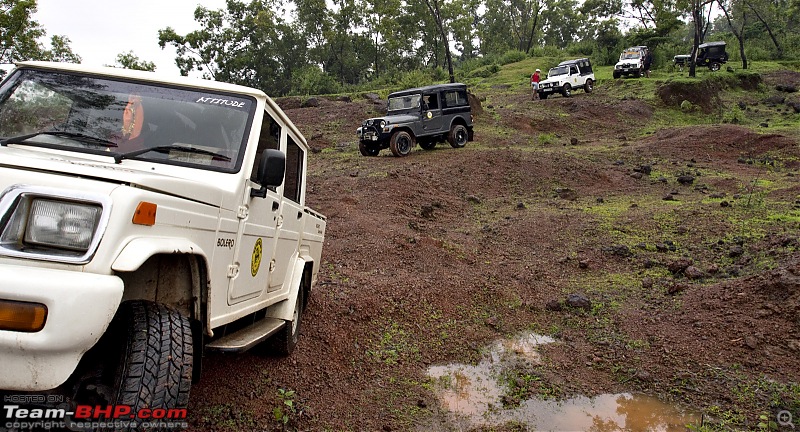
[359,141,380,156]
[613,71,620,79]
[540,93,548,100]
[270,288,304,356]
[709,62,721,72]
[419,139,437,150]
[73,301,193,430]
[584,79,594,93]
[562,83,572,98]
[389,131,414,157]
[447,124,469,148]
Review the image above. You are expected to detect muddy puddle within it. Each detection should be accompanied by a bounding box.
[426,333,700,431]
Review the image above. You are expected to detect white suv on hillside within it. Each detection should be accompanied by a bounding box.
[537,58,595,99]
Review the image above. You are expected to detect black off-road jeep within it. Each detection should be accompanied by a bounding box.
[357,83,474,157]
[673,41,729,71]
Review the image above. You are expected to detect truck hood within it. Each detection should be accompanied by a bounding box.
[0,147,226,207]
[540,76,567,85]
[364,113,419,126]
[616,59,641,67]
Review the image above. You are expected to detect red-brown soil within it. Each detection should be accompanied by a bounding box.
[186,77,800,431]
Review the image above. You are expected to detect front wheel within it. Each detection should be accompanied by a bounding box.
[359,141,380,156]
[72,301,194,431]
[389,131,414,157]
[709,62,721,72]
[539,93,548,100]
[613,71,620,79]
[584,79,594,93]
[447,124,469,148]
[562,84,572,98]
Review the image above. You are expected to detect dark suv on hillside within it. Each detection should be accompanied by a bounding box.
[357,83,474,157]
[673,41,729,71]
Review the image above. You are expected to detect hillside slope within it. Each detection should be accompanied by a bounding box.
[187,68,800,431]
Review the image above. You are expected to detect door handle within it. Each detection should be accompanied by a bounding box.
[272,201,279,211]
[297,211,303,219]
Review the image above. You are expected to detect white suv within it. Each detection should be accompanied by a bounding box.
[537,58,595,99]
[613,46,649,79]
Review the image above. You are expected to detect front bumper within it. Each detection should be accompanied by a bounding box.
[0,263,123,390]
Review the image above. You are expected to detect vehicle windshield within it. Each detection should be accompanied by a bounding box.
[388,94,421,112]
[548,66,568,78]
[621,51,642,60]
[0,68,255,171]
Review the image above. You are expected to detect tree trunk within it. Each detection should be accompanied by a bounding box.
[717,0,748,69]
[424,0,455,83]
[745,1,783,58]
[524,5,540,54]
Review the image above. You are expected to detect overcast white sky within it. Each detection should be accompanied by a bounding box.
[34,0,229,76]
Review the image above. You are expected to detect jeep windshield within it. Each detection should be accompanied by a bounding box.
[388,94,421,112]
[621,51,642,60]
[0,68,255,172]
[548,66,569,78]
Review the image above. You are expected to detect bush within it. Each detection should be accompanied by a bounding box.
[467,64,501,78]
[500,50,528,65]
[290,66,341,96]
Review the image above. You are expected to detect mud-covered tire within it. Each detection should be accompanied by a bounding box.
[562,83,572,98]
[359,141,380,156]
[584,79,594,93]
[419,140,436,150]
[113,302,193,427]
[389,131,414,157]
[270,289,304,356]
[447,124,469,148]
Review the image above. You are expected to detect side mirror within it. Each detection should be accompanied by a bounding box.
[251,149,285,198]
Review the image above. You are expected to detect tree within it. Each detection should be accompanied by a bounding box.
[717,0,747,68]
[159,0,308,95]
[0,0,44,64]
[110,51,156,71]
[421,0,456,82]
[687,0,715,77]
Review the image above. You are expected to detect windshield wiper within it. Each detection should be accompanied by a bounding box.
[1,131,118,148]
[115,145,232,164]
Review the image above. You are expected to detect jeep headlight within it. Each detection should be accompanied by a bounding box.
[0,186,110,263]
[379,120,386,128]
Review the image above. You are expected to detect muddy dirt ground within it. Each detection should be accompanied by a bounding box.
[187,73,800,431]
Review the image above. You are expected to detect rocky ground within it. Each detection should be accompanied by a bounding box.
[186,71,800,431]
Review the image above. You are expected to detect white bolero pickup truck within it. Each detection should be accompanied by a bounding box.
[0,61,326,423]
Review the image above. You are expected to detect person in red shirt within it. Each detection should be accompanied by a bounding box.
[531,69,541,100]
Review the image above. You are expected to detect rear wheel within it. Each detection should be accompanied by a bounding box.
[584,79,594,93]
[269,288,304,356]
[359,141,380,156]
[709,62,721,71]
[389,131,414,157]
[447,124,469,148]
[562,83,572,98]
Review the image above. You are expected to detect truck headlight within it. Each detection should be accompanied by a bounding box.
[0,186,111,262]
[25,199,101,251]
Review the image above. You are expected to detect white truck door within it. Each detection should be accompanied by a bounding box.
[228,111,284,304]
[267,135,306,292]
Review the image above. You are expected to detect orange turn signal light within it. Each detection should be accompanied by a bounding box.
[0,300,47,332]
[132,201,157,226]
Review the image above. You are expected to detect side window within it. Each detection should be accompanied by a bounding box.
[570,66,579,75]
[284,136,304,203]
[251,110,281,183]
[443,91,468,108]
[423,94,439,110]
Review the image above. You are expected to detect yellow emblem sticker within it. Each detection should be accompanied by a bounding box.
[251,238,263,277]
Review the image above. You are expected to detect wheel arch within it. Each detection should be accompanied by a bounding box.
[266,255,315,322]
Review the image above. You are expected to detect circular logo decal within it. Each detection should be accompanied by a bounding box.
[426,111,433,119]
[251,238,263,277]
